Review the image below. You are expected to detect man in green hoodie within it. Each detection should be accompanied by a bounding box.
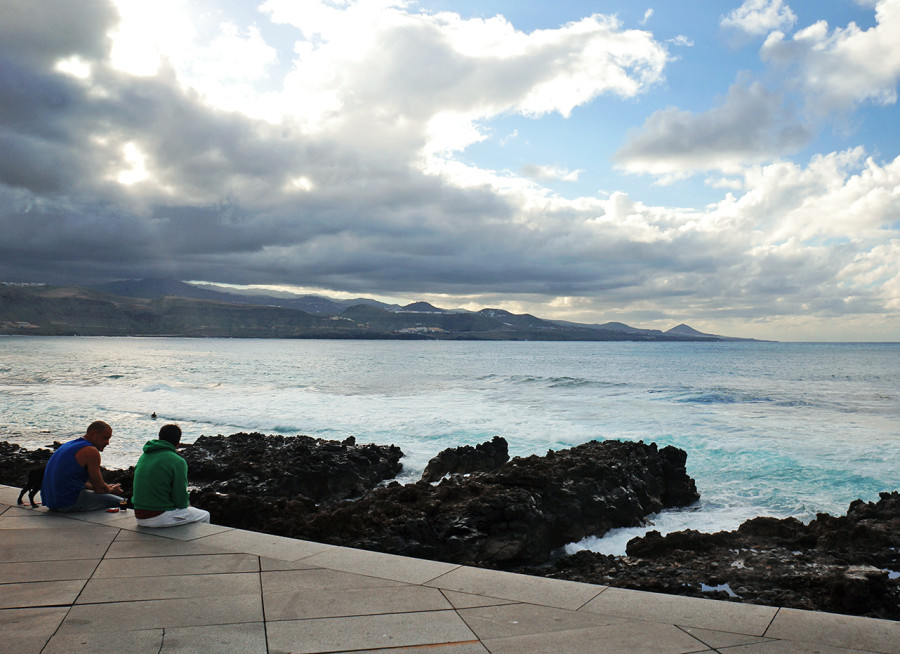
[132,424,210,528]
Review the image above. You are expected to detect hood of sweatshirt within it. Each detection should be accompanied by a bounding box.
[142,439,177,454]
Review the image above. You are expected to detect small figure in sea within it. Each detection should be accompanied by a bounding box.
[132,423,210,528]
[41,420,125,512]
[151,412,157,419]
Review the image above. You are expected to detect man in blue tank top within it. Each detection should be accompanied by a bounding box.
[42,420,124,512]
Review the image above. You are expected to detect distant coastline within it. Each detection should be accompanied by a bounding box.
[0,278,768,342]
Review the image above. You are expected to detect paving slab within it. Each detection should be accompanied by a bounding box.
[160,622,268,653]
[0,558,98,583]
[0,578,87,609]
[264,584,452,621]
[0,513,94,529]
[266,610,478,654]
[63,509,145,527]
[680,626,778,649]
[348,645,490,654]
[259,555,317,571]
[481,620,713,654]
[41,623,270,654]
[262,567,408,592]
[0,606,69,654]
[441,589,519,610]
[765,607,900,654]
[722,640,880,653]
[111,527,171,541]
[0,485,26,506]
[42,628,165,654]
[192,528,337,561]
[58,594,263,633]
[105,531,227,558]
[457,602,632,640]
[581,586,779,635]
[303,543,460,584]
[426,565,605,610]
[91,552,260,578]
[0,505,49,517]
[77,571,260,603]
[0,525,117,563]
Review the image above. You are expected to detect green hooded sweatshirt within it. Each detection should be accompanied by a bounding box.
[132,439,189,511]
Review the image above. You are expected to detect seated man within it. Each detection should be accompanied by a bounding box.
[42,420,124,512]
[132,424,210,527]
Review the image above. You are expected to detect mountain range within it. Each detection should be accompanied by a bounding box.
[0,278,764,341]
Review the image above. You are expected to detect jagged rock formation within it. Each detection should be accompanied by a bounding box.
[530,492,900,620]
[190,438,699,568]
[420,435,509,482]
[0,442,56,488]
[180,432,403,503]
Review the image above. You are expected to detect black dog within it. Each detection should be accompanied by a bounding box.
[17,466,44,507]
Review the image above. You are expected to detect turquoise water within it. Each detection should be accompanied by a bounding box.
[1,337,897,553]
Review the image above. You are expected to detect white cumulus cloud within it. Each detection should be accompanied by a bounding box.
[721,0,798,36]
[762,0,900,112]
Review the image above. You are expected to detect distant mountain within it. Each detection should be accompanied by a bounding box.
[91,278,225,301]
[665,323,763,342]
[666,323,707,337]
[396,302,448,313]
[92,278,397,315]
[477,308,556,331]
[552,320,665,338]
[4,278,767,341]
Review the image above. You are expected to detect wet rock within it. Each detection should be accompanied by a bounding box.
[536,491,900,620]
[268,439,699,567]
[0,442,57,489]
[421,435,509,482]
[188,489,316,532]
[181,432,404,503]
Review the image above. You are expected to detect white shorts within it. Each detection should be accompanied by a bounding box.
[135,506,211,528]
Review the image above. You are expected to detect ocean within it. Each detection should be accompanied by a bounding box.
[1,336,897,554]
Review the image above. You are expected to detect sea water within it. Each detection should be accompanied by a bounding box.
[1,336,898,554]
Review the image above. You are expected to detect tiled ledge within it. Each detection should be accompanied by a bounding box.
[1,484,897,654]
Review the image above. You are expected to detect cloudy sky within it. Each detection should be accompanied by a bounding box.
[2,0,899,341]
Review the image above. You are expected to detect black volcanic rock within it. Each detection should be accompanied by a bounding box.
[0,440,136,497]
[255,439,700,567]
[421,435,509,482]
[535,492,900,620]
[0,436,698,569]
[181,432,403,503]
[0,442,56,489]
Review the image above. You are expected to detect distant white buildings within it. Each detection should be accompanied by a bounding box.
[396,326,446,334]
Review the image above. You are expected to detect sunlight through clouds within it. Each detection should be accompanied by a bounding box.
[116,143,150,186]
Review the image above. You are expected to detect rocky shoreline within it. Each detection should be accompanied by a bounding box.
[1,434,897,620]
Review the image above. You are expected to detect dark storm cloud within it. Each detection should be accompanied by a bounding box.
[614,81,812,175]
[0,0,116,69]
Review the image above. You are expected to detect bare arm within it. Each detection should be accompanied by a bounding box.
[75,446,122,495]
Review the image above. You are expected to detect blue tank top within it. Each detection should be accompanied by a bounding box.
[42,437,91,508]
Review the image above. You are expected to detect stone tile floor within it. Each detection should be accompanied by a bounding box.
[1,484,897,654]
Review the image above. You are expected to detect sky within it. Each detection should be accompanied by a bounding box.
[1,0,899,341]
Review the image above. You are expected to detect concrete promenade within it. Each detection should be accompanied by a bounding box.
[1,484,897,654]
